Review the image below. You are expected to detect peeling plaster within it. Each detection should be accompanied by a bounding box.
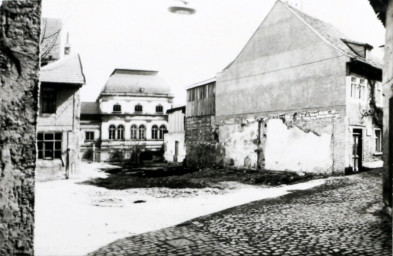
[264,119,333,173]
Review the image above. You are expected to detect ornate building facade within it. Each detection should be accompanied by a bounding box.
[80,69,173,162]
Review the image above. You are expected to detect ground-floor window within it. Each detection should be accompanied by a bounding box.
[375,128,382,152]
[37,132,62,159]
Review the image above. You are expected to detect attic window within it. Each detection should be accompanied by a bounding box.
[342,39,373,59]
[113,104,121,113]
[135,104,143,112]
[156,105,163,113]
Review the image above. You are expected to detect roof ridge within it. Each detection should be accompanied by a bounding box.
[282,2,349,57]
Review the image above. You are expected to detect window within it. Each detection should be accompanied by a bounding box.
[135,104,143,112]
[152,125,158,139]
[375,129,382,152]
[350,77,367,101]
[159,125,166,140]
[139,125,146,139]
[41,90,56,113]
[85,131,94,142]
[375,82,382,105]
[109,125,116,140]
[156,105,163,113]
[131,125,138,139]
[117,125,124,140]
[37,132,62,159]
[113,104,121,113]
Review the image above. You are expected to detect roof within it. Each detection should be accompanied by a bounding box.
[40,54,86,84]
[186,77,216,90]
[166,106,185,114]
[368,0,387,26]
[284,2,383,69]
[100,69,172,96]
[41,18,62,62]
[81,102,100,115]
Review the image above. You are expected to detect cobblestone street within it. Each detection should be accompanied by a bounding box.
[89,169,392,256]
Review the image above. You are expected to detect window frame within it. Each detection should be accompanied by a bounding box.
[350,76,367,102]
[117,125,124,140]
[85,131,94,142]
[156,105,163,113]
[41,90,56,114]
[131,125,138,139]
[152,125,158,140]
[109,125,116,140]
[37,132,62,160]
[113,104,122,113]
[139,125,146,140]
[135,104,143,113]
[159,125,166,140]
[375,128,382,153]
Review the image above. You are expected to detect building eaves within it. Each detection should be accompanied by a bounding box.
[185,77,216,90]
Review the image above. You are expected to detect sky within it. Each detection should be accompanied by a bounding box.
[41,0,386,106]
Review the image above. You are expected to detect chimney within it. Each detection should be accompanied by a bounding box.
[64,32,71,55]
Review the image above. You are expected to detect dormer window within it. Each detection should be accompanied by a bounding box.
[135,104,143,113]
[342,39,373,59]
[156,105,163,113]
[113,104,121,113]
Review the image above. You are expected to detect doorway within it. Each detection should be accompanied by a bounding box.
[174,141,179,162]
[352,128,363,172]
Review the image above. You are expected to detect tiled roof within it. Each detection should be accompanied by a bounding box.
[40,54,85,84]
[41,18,62,62]
[81,102,100,115]
[285,3,383,69]
[100,69,171,96]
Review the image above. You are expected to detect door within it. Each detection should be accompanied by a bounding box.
[352,129,362,172]
[174,141,179,162]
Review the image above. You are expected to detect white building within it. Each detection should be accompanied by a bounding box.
[164,106,186,163]
[80,69,173,162]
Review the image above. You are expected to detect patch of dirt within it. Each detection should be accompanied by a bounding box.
[81,164,328,190]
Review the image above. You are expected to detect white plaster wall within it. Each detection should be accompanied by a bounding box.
[101,119,167,140]
[168,110,185,133]
[99,96,171,115]
[219,122,259,168]
[264,119,333,173]
[164,132,186,163]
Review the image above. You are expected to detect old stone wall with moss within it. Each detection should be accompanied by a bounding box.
[0,0,41,255]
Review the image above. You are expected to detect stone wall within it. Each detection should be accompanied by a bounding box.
[185,116,223,168]
[0,0,41,255]
[383,0,393,209]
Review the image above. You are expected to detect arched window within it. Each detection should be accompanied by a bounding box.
[156,105,163,113]
[113,104,121,113]
[152,125,158,140]
[109,125,116,140]
[139,125,146,140]
[159,125,166,140]
[117,125,124,140]
[135,104,143,112]
[131,125,138,139]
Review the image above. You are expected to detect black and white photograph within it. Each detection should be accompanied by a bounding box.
[0,0,392,255]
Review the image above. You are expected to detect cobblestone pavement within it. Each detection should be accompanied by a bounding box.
[89,169,392,256]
